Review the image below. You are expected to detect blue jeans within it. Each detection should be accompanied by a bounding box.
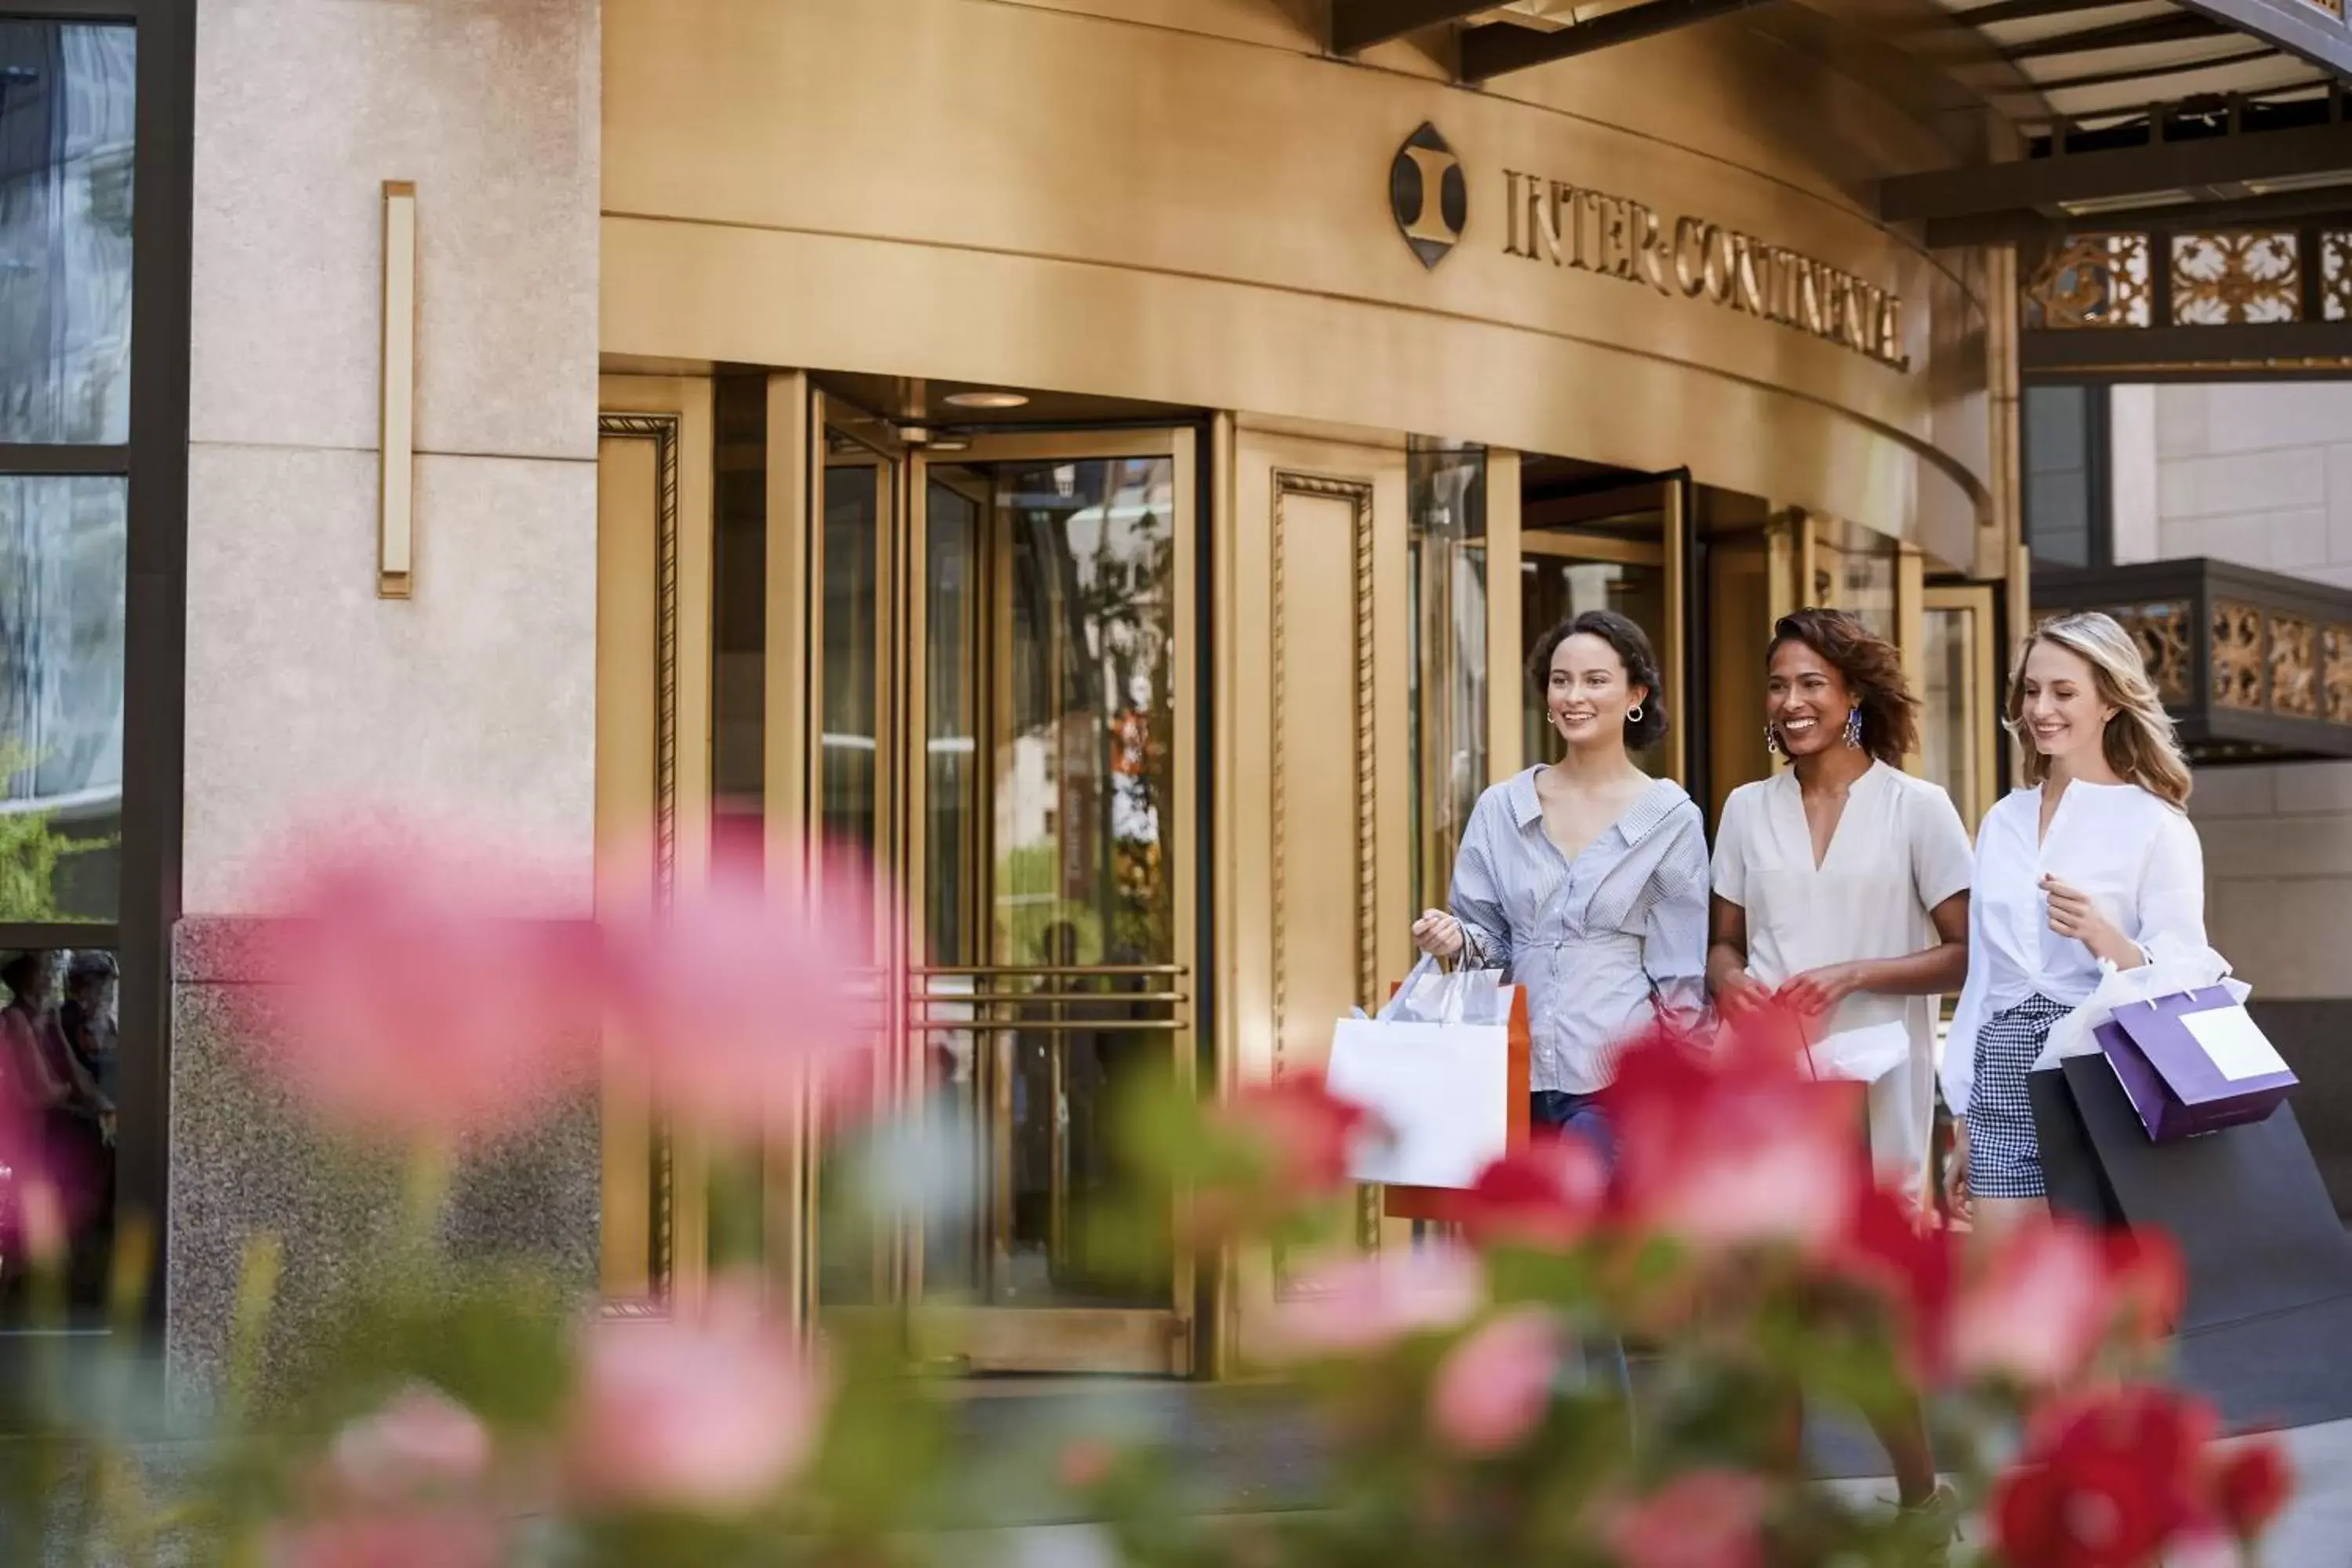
[1526,1091,1634,1423]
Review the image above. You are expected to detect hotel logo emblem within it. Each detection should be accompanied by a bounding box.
[1390,122,1466,269]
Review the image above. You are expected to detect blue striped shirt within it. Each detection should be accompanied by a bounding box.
[1450,770,1711,1094]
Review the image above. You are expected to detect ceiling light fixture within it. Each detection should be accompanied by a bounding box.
[943,389,1030,409]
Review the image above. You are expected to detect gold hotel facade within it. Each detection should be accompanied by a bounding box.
[16,0,2352,1388]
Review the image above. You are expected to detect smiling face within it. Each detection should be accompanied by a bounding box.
[1765,637,1853,760]
[1548,631,1646,753]
[2018,637,2115,771]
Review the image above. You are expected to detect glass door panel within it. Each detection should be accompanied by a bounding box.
[906,436,1196,1374]
[788,403,1198,1375]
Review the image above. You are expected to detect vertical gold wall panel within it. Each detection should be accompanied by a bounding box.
[596,376,717,1315]
[1225,425,1410,1363]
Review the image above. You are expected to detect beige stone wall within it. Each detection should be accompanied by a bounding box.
[182,0,602,916]
[2123,383,2352,999]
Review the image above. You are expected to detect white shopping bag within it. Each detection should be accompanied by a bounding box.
[2033,934,2252,1073]
[1325,1012,1511,1189]
[1799,1020,1910,1083]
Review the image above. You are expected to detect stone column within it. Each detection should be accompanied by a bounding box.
[169,0,603,1406]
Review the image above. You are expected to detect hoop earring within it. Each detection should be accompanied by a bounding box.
[1626,704,1644,724]
[1843,708,1864,750]
[1764,723,1782,757]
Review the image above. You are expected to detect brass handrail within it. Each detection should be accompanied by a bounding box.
[911,990,1189,1007]
[912,964,1188,978]
[904,1019,1189,1033]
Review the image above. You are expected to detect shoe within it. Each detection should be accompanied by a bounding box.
[1897,1483,1962,1565]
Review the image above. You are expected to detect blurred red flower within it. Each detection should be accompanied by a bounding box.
[568,1280,827,1515]
[1456,1138,1609,1250]
[1218,1074,1371,1197]
[1992,1384,2217,1568]
[1950,1219,2182,1389]
[1256,1246,1484,1363]
[1606,1010,1864,1255]
[1603,1468,1770,1568]
[2209,1438,2293,1543]
[1831,1184,1958,1379]
[1428,1306,1563,1456]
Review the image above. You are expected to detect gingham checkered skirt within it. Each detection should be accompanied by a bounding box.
[1964,994,2070,1200]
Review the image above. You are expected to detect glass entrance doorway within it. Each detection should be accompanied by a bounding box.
[801,391,1200,1374]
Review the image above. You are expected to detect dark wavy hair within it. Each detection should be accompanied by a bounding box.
[1766,607,1918,765]
[1526,608,1671,750]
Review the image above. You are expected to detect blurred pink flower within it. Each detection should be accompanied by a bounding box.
[1951,1221,2114,1387]
[1604,1469,1770,1568]
[599,839,873,1142]
[1428,1307,1562,1456]
[327,1385,492,1504]
[1608,1014,1864,1255]
[1257,1246,1484,1363]
[268,1512,503,1568]
[250,823,603,1142]
[1457,1138,1609,1250]
[568,1281,826,1514]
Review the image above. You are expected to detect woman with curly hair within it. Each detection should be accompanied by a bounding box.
[1706,607,1973,1529]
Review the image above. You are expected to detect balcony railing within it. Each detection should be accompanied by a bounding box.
[2033,557,2352,764]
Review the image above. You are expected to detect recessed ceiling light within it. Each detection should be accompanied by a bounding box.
[943,390,1029,409]
[930,438,970,453]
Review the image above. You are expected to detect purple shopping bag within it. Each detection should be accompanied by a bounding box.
[2096,985,2298,1144]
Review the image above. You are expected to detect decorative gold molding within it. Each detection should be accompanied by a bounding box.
[2111,600,2195,706]
[378,181,417,599]
[2325,622,2352,727]
[2270,612,2321,718]
[2213,601,2267,711]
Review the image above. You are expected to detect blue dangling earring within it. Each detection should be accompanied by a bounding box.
[1843,707,1864,750]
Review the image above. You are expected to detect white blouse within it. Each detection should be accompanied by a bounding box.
[1711,760,1975,1044]
[1940,780,2209,1116]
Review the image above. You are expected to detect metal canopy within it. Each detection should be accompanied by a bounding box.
[1329,0,1494,54]
[1327,0,1788,76]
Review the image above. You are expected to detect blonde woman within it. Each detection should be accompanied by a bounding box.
[1942,612,2203,1236]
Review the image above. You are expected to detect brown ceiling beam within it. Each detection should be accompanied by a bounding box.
[2004,12,2230,60]
[1926,183,2352,245]
[2023,321,2352,379]
[1330,0,1494,54]
[1878,120,2352,220]
[1955,0,2156,27]
[1459,0,1774,78]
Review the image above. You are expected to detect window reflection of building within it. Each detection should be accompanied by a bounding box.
[0,21,136,924]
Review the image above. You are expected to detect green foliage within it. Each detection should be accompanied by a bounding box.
[0,742,111,924]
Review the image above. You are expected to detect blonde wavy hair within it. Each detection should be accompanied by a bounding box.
[2005,611,2193,808]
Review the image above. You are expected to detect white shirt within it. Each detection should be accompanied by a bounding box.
[1711,760,1975,1051]
[1940,780,2208,1116]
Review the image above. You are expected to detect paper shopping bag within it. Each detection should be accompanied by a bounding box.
[1325,1013,1512,1189]
[2098,987,2299,1144]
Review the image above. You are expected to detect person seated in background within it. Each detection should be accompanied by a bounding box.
[60,952,121,1112]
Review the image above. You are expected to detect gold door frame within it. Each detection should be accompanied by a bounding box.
[777,402,1203,1374]
[902,426,1201,1377]
[1923,583,2003,826]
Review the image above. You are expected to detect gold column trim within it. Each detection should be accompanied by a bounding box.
[1895,544,1925,774]
[1486,450,1524,785]
[378,180,417,599]
[1663,477,1689,786]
